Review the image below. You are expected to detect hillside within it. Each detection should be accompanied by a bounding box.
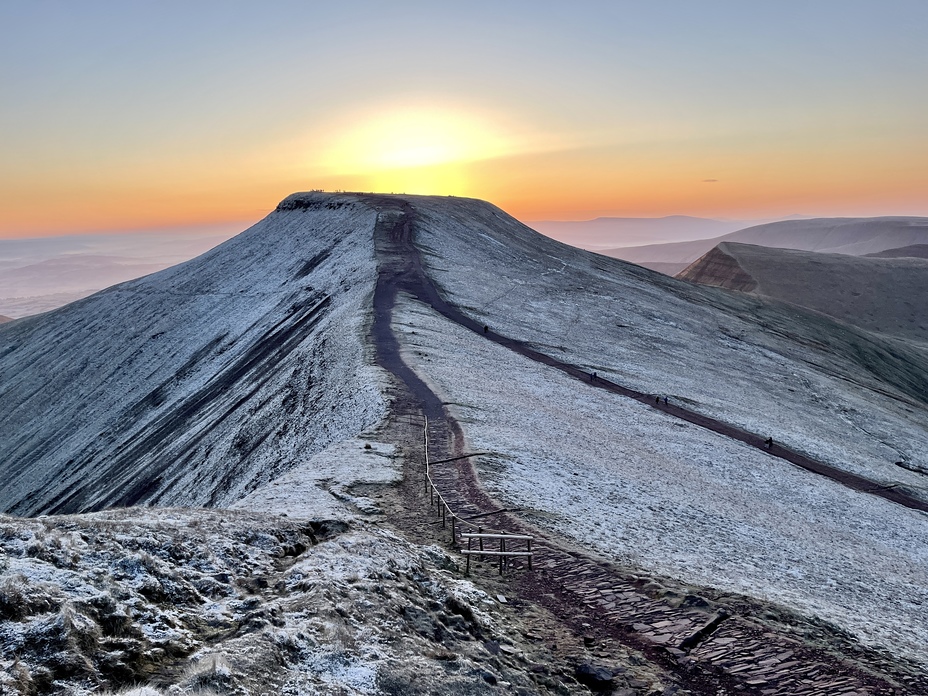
[676,242,928,344]
[602,216,928,271]
[3,193,928,693]
[866,243,928,259]
[0,198,386,515]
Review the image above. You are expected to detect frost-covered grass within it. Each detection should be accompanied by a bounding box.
[0,507,516,696]
[232,437,400,519]
[394,294,928,666]
[411,196,928,496]
[0,196,389,515]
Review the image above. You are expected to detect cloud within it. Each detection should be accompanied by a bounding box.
[702,178,719,183]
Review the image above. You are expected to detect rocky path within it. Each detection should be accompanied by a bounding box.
[366,195,927,695]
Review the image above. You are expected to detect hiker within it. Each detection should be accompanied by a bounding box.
[764,437,773,450]
[655,395,660,405]
[483,324,489,334]
[590,371,597,382]
[663,396,668,405]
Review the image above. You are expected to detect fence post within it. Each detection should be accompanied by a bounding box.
[451,515,456,545]
[442,503,447,528]
[527,538,533,571]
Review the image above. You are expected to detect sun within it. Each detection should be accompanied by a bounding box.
[318,104,516,177]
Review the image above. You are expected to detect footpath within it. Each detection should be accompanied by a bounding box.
[367,194,927,695]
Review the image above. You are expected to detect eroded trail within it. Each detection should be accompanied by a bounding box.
[366,195,927,695]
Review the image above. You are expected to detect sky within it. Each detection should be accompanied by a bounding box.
[1,0,927,238]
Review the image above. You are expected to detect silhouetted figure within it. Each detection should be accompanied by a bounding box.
[483,324,489,334]
[663,396,668,405]
[590,371,597,382]
[655,395,660,405]
[764,437,773,450]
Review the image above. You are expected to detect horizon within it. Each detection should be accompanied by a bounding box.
[2,1,927,239]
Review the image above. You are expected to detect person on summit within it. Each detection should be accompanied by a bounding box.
[764,437,774,450]
[483,324,489,334]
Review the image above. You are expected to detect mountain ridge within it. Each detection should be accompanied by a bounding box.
[677,241,928,344]
[4,192,928,681]
[602,215,928,273]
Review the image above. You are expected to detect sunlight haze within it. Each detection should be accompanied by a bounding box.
[1,1,926,236]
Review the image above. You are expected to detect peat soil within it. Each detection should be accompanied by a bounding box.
[366,194,928,696]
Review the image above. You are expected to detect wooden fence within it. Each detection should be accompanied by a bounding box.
[421,416,534,574]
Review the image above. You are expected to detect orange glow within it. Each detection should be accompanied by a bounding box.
[315,104,523,174]
[1,115,926,237]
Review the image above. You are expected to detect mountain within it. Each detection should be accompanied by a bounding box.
[866,243,928,259]
[603,216,928,273]
[0,315,11,323]
[526,215,757,250]
[676,242,928,344]
[0,198,385,514]
[3,193,928,692]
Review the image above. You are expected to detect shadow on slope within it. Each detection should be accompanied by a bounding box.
[0,195,385,516]
[677,242,928,345]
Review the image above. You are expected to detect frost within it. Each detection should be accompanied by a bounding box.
[394,293,928,666]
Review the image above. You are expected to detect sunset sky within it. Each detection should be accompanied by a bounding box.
[2,1,927,237]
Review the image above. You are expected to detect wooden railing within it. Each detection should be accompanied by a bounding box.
[422,416,534,574]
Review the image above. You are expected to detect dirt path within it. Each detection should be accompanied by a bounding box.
[365,195,927,695]
[379,205,925,513]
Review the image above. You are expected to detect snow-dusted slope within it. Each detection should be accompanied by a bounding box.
[410,196,928,490]
[387,196,928,663]
[394,296,928,664]
[5,191,928,673]
[0,195,386,515]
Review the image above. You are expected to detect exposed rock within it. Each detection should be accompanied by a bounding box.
[574,662,615,691]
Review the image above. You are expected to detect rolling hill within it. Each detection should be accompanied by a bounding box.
[0,228,240,318]
[676,242,928,344]
[603,216,928,274]
[866,243,928,259]
[526,215,757,250]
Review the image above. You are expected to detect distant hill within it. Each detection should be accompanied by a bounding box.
[677,242,928,344]
[0,315,12,323]
[526,215,762,250]
[865,244,928,259]
[604,217,928,271]
[0,254,169,296]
